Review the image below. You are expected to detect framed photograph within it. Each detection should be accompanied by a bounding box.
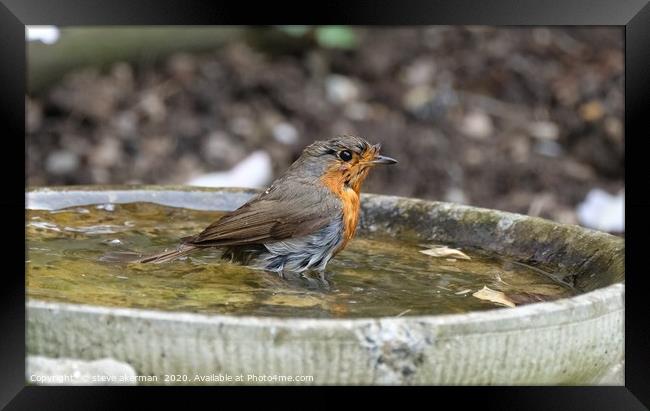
[3,0,648,408]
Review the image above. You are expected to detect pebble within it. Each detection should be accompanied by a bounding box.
[402,59,436,86]
[604,117,623,142]
[138,92,166,123]
[464,146,485,166]
[509,136,531,163]
[90,138,122,167]
[112,112,138,137]
[460,111,493,139]
[344,102,370,121]
[528,121,559,140]
[230,117,256,137]
[403,85,434,111]
[325,75,359,104]
[45,150,79,175]
[272,122,299,145]
[533,140,563,157]
[203,131,244,162]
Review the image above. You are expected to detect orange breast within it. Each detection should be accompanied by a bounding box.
[320,169,362,255]
[339,186,360,250]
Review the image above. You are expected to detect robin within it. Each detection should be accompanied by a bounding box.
[134,135,397,276]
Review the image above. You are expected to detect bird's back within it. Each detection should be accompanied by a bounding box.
[188,173,346,273]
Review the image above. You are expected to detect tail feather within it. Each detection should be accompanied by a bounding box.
[99,244,197,264]
[136,244,197,263]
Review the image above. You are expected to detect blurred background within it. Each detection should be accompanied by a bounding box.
[26,26,624,234]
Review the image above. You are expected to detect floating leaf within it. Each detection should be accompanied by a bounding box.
[472,286,516,308]
[419,245,471,260]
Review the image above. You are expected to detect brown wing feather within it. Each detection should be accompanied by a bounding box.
[185,184,341,247]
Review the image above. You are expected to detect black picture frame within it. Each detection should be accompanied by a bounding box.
[4,0,648,409]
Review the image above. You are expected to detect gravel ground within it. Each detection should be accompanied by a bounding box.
[26,27,623,227]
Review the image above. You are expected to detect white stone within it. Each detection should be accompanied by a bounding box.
[46,151,79,175]
[325,75,359,104]
[460,111,493,139]
[577,189,624,233]
[528,121,560,140]
[272,122,298,145]
[187,150,272,189]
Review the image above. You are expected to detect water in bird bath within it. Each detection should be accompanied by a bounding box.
[26,202,576,318]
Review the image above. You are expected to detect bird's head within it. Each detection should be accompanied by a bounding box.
[298,135,397,194]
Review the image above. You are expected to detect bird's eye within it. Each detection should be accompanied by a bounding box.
[339,150,353,162]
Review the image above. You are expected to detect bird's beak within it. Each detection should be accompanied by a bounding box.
[371,154,398,165]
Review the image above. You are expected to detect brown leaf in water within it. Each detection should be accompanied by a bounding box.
[472,286,516,308]
[419,245,471,260]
